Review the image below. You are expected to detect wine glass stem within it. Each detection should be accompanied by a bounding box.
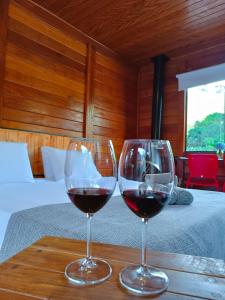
[141,218,148,267]
[86,213,93,260]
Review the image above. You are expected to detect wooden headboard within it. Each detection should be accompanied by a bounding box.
[0,128,72,176]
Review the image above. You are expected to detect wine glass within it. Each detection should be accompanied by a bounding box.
[118,139,175,296]
[64,137,117,285]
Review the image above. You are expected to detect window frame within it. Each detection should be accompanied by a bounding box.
[184,86,224,154]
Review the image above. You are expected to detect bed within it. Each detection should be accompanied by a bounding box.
[1,179,225,263]
[0,129,225,263]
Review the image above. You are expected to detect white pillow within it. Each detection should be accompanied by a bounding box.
[0,142,34,183]
[41,147,55,180]
[50,147,67,181]
[41,146,101,181]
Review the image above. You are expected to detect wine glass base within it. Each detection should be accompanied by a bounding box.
[119,265,169,296]
[65,257,112,285]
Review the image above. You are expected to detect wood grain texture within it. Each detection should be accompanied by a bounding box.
[93,51,138,159]
[3,0,87,139]
[0,0,138,160]
[0,236,225,299]
[84,44,95,138]
[32,0,225,64]
[13,0,133,65]
[0,0,10,126]
[137,64,153,139]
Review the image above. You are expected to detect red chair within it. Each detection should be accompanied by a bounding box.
[186,154,219,191]
[223,156,225,192]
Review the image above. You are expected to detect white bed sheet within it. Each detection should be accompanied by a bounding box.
[0,179,67,248]
[0,178,121,249]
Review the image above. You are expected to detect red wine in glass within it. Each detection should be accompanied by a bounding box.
[118,139,174,296]
[122,189,169,219]
[64,138,117,286]
[68,188,112,214]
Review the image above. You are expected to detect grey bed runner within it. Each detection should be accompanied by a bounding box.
[1,194,225,262]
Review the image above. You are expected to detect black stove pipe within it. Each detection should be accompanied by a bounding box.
[151,54,169,139]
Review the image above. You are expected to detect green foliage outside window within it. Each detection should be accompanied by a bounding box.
[186,112,225,151]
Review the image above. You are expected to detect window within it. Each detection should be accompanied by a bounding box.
[186,80,225,151]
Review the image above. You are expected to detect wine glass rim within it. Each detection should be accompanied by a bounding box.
[124,139,170,143]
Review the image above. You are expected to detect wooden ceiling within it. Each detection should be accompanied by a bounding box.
[33,0,225,64]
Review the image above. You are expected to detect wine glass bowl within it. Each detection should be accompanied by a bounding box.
[118,139,174,295]
[64,138,117,285]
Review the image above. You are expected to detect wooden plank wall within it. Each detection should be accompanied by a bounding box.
[4,0,86,137]
[0,0,138,160]
[137,64,154,138]
[137,42,225,156]
[93,52,137,158]
[0,0,10,124]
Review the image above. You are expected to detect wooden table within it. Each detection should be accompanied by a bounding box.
[0,237,225,299]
